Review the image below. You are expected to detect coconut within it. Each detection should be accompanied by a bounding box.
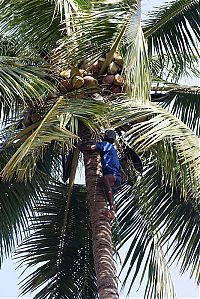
[70,67,83,78]
[107,62,119,75]
[113,53,123,67]
[98,57,106,69]
[110,85,122,93]
[79,69,87,77]
[102,75,114,85]
[60,69,71,79]
[114,74,124,86]
[72,76,84,89]
[59,79,73,92]
[83,76,98,88]
[88,61,99,75]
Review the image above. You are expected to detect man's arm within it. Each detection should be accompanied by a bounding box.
[78,144,97,152]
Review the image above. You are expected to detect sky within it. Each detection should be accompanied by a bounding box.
[0,0,199,298]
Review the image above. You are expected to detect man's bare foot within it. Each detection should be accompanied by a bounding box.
[101,209,116,220]
[108,209,116,220]
[110,205,116,212]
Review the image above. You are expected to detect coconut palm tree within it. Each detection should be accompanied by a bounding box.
[0,0,199,298]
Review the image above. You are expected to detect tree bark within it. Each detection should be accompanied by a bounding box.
[83,141,119,299]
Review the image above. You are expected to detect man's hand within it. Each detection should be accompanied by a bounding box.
[77,143,97,152]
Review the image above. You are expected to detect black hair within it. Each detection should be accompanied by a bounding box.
[103,137,115,144]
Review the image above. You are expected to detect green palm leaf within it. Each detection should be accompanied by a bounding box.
[139,160,199,284]
[121,1,150,103]
[0,35,16,56]
[2,97,77,181]
[115,156,199,297]
[0,0,62,51]
[0,0,91,52]
[150,52,200,82]
[107,99,200,196]
[161,87,200,136]
[0,56,55,119]
[115,184,176,299]
[0,137,69,271]
[54,1,129,66]
[0,147,58,266]
[128,105,200,185]
[16,182,97,299]
[2,98,108,181]
[54,0,91,33]
[123,23,150,103]
[0,179,35,267]
[143,0,200,75]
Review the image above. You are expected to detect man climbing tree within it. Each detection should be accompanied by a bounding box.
[79,130,126,219]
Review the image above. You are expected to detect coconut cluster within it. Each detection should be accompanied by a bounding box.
[57,52,124,98]
[22,53,124,128]
[59,67,98,92]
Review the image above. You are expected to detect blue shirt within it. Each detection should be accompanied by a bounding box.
[96,141,122,177]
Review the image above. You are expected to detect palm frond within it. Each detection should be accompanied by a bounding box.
[0,0,63,51]
[53,0,91,34]
[0,56,55,119]
[1,98,109,181]
[115,184,176,299]
[0,179,35,267]
[150,52,200,82]
[159,87,200,136]
[54,1,129,67]
[16,182,97,299]
[120,0,151,103]
[137,159,200,284]
[128,103,200,167]
[115,156,199,297]
[1,97,77,181]
[0,35,17,56]
[143,0,200,75]
[106,99,200,200]
[0,0,93,55]
[0,145,64,266]
[123,23,151,103]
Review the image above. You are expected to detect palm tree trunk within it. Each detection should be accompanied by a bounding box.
[83,141,119,299]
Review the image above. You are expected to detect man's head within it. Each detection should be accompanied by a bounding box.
[104,130,116,143]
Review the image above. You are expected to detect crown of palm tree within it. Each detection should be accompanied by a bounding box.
[0,0,199,298]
